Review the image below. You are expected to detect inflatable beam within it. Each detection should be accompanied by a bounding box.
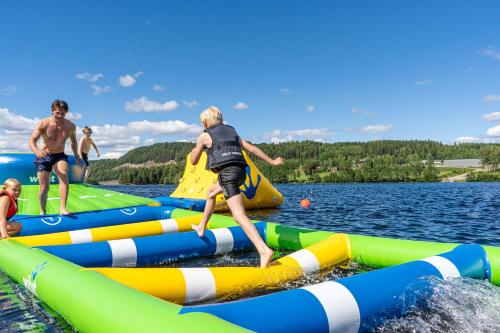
[14,215,205,246]
[89,234,350,304]
[15,205,175,236]
[37,223,267,267]
[171,151,283,211]
[0,239,246,333]
[181,244,491,333]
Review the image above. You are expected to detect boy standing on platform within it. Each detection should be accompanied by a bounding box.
[79,126,100,182]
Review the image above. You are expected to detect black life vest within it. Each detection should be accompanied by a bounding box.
[204,124,247,172]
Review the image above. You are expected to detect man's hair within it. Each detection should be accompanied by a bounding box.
[51,99,69,112]
[3,178,21,190]
[82,126,93,134]
[200,106,223,125]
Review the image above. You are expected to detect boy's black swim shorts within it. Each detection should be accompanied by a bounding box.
[218,164,247,199]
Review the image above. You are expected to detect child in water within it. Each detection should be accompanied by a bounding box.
[79,126,100,182]
[0,178,22,239]
[190,106,284,268]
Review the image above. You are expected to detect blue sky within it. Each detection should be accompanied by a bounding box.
[1,1,499,158]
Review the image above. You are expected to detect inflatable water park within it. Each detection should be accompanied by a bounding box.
[0,152,498,332]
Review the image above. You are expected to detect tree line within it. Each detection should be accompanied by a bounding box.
[88,141,500,184]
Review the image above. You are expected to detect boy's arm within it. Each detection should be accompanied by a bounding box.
[190,133,210,165]
[0,196,10,238]
[241,139,284,166]
[91,139,100,157]
[29,121,46,158]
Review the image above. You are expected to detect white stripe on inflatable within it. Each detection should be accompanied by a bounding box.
[159,219,178,234]
[289,249,320,273]
[211,228,234,255]
[180,268,216,303]
[420,256,460,279]
[69,229,93,244]
[303,281,360,333]
[108,239,137,267]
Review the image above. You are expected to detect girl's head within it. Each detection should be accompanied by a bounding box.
[199,106,223,128]
[3,179,21,199]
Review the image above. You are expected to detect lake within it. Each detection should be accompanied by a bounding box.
[1,182,499,332]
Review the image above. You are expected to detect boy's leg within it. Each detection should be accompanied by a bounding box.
[37,171,51,215]
[192,183,223,237]
[226,193,274,268]
[84,166,91,182]
[53,159,71,215]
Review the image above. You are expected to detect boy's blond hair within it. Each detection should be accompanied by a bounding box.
[3,178,21,190]
[200,106,223,126]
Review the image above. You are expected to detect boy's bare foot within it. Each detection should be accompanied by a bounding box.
[60,208,73,216]
[191,224,205,237]
[259,249,274,269]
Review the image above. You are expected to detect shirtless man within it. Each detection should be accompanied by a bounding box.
[29,100,82,215]
[78,126,100,182]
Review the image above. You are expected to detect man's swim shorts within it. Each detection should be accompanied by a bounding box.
[34,152,68,173]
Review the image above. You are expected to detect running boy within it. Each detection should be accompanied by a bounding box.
[29,99,82,215]
[190,106,285,268]
[0,179,22,239]
[79,126,100,182]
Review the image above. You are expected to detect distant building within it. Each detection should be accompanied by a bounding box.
[441,159,482,168]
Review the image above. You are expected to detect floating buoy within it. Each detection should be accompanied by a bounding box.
[300,199,311,208]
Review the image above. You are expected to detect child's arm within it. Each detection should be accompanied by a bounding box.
[91,139,100,157]
[241,140,284,166]
[0,196,10,239]
[190,133,211,165]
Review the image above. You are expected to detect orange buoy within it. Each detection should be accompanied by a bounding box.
[300,199,311,208]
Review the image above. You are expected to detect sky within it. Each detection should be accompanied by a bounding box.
[1,1,499,159]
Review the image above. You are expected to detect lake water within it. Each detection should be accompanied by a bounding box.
[1,182,499,332]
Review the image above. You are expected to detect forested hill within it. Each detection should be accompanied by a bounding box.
[88,141,499,184]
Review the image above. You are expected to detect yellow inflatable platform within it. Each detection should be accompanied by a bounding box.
[171,151,283,211]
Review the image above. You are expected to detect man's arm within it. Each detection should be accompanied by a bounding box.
[29,121,47,158]
[241,139,285,166]
[69,124,82,166]
[190,133,209,165]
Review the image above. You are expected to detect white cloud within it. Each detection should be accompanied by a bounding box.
[0,108,39,132]
[483,94,500,102]
[91,85,111,96]
[306,105,315,113]
[263,128,334,143]
[76,72,103,82]
[351,107,374,117]
[1,85,20,96]
[66,112,82,121]
[144,138,155,145]
[153,84,165,91]
[482,112,500,122]
[479,47,500,61]
[486,124,500,137]
[346,124,394,134]
[119,71,143,87]
[279,88,291,95]
[415,79,432,86]
[100,152,123,159]
[454,136,498,143]
[183,100,199,108]
[125,96,178,113]
[233,102,249,110]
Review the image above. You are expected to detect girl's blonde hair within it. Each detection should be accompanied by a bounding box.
[3,178,21,190]
[200,106,223,126]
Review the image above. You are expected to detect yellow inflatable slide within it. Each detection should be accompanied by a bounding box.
[171,151,283,211]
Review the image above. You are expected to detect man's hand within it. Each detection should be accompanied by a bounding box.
[272,157,285,166]
[35,150,47,158]
[75,156,83,167]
